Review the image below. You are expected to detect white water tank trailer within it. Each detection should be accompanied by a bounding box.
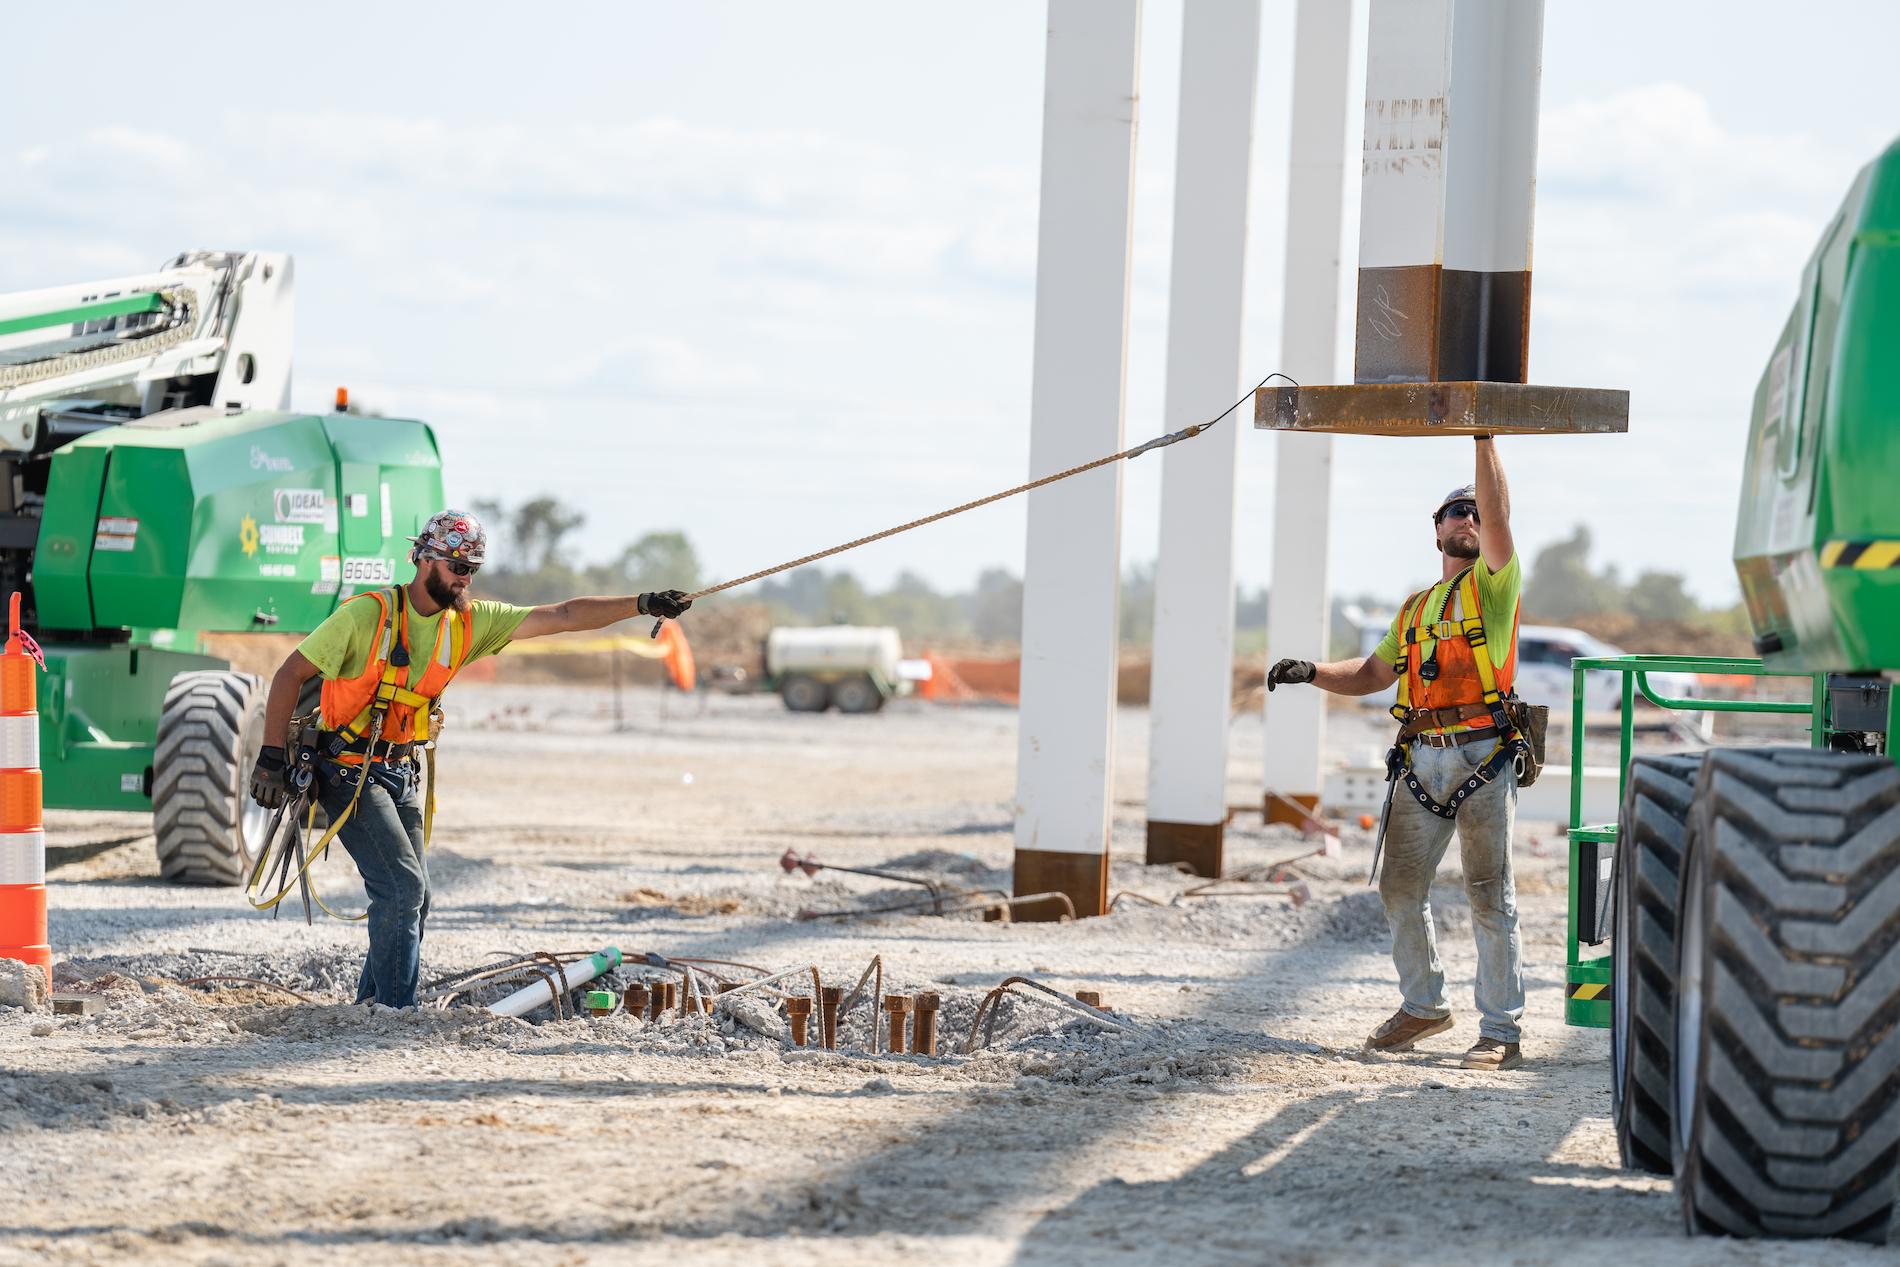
[764,625,907,714]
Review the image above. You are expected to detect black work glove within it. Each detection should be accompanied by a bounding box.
[250,745,290,808]
[1267,659,1316,691]
[638,590,693,620]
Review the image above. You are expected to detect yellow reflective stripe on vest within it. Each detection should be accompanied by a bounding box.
[1458,570,1504,704]
[1392,585,1435,716]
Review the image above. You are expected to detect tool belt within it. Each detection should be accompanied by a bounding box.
[1504,698,1548,787]
[320,732,417,765]
[1394,700,1544,784]
[1411,725,1498,749]
[1394,702,1494,742]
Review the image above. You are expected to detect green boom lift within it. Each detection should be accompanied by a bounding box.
[0,252,444,884]
[1566,141,1900,1240]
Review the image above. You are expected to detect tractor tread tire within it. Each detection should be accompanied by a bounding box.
[1612,753,1703,1175]
[152,671,266,887]
[1676,746,1900,1244]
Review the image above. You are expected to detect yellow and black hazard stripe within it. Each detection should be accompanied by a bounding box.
[1565,980,1611,1002]
[1820,540,1900,569]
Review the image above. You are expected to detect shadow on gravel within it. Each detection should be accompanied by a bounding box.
[44,832,151,871]
[1001,1061,1666,1265]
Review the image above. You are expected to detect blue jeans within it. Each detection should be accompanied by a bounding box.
[318,759,429,1008]
[1378,740,1525,1043]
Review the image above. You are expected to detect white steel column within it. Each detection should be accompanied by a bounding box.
[1014,0,1143,919]
[1262,0,1360,823]
[1357,0,1543,383]
[1145,0,1262,877]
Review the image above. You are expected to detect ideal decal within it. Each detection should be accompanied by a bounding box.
[94,516,138,552]
[273,487,330,525]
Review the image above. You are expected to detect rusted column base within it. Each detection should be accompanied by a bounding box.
[1145,819,1223,878]
[1013,848,1108,920]
[1264,792,1321,828]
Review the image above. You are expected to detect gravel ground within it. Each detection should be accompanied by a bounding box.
[1,685,1872,1266]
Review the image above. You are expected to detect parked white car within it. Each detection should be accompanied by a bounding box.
[1514,625,1700,714]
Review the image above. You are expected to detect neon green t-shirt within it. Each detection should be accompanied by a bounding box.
[1374,552,1521,672]
[297,592,532,687]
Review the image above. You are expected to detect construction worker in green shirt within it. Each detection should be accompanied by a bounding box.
[246,508,692,1008]
[1267,437,1527,1071]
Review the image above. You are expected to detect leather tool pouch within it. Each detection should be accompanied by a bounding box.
[1505,698,1549,787]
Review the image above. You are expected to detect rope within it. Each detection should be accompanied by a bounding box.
[650,372,1292,633]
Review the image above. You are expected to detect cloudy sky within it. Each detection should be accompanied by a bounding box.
[7,2,1896,607]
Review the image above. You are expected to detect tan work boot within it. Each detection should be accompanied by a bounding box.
[1364,1007,1454,1052]
[1461,1037,1523,1070]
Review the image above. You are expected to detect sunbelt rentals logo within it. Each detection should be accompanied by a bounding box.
[240,514,260,559]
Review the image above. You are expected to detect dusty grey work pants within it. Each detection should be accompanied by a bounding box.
[1378,741,1525,1043]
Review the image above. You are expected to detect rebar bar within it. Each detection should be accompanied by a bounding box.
[779,849,952,913]
[962,977,1149,1054]
[838,956,885,1053]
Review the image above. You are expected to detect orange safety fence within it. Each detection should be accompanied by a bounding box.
[465,624,697,692]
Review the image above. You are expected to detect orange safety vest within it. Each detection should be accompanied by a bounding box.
[1391,566,1519,731]
[318,586,474,761]
[1383,565,1526,822]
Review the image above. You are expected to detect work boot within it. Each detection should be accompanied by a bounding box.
[1363,1007,1454,1052]
[1461,1037,1523,1071]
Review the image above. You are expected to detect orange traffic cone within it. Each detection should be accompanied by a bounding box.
[0,592,48,989]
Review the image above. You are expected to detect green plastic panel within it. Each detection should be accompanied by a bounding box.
[1736,138,1900,671]
[36,644,223,811]
[34,410,445,636]
[32,445,108,631]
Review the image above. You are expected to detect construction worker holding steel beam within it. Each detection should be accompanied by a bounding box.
[247,508,692,1008]
[1267,437,1527,1070]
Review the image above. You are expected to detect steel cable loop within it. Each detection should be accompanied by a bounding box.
[649,372,1293,634]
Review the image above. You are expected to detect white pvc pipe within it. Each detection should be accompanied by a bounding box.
[487,947,622,1019]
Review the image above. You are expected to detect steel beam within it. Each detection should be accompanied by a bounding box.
[1146,0,1261,877]
[1256,381,1628,436]
[1014,0,1143,919]
[1262,0,1360,822]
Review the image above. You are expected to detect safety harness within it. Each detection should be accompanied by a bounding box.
[246,586,471,922]
[1385,566,1527,820]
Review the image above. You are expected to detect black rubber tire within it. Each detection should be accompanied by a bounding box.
[1673,746,1900,1242]
[152,670,270,886]
[1612,753,1703,1175]
[780,675,830,713]
[831,674,884,715]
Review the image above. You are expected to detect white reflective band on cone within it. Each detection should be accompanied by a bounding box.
[0,714,37,769]
[0,829,45,884]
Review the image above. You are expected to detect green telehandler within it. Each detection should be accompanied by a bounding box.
[1565,140,1900,1240]
[0,251,445,885]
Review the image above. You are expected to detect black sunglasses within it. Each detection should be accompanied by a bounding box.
[429,556,480,577]
[1437,502,1480,524]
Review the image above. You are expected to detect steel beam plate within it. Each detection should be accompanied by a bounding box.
[1254,381,1628,437]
